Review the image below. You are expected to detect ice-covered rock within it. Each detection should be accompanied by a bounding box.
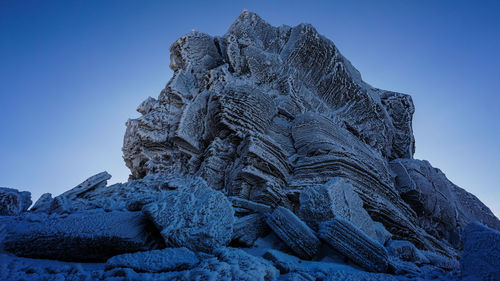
[390,158,500,248]
[188,247,279,281]
[299,178,377,240]
[318,217,389,273]
[232,213,270,247]
[2,210,163,261]
[263,249,397,281]
[265,206,321,260]
[106,247,199,273]
[143,178,234,252]
[387,240,429,265]
[29,193,53,213]
[460,222,500,281]
[0,187,31,216]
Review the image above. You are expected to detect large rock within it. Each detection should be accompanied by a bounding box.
[265,206,321,260]
[117,10,490,260]
[0,187,31,216]
[143,177,234,252]
[106,247,199,273]
[299,177,377,241]
[460,222,500,281]
[2,210,162,261]
[318,217,389,273]
[390,158,500,248]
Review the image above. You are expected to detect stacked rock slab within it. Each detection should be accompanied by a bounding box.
[265,206,321,260]
[318,217,389,273]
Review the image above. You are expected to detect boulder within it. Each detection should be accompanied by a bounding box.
[299,177,377,241]
[2,210,162,261]
[318,218,389,273]
[0,187,31,216]
[265,206,321,260]
[460,222,500,280]
[106,247,199,273]
[143,178,234,252]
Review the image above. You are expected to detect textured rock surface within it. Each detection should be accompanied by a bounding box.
[460,222,500,281]
[265,206,321,259]
[143,178,234,252]
[106,247,199,273]
[118,10,464,259]
[232,213,270,246]
[390,158,500,248]
[0,187,31,216]
[2,10,499,281]
[387,240,429,265]
[299,177,377,240]
[2,210,162,261]
[318,218,389,273]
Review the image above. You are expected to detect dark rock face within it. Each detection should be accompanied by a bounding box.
[2,210,163,261]
[390,158,500,248]
[460,222,500,281]
[0,187,31,216]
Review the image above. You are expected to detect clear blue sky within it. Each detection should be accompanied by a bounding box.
[1,0,499,216]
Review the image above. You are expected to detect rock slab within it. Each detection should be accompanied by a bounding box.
[265,206,320,260]
[318,217,389,273]
[2,210,161,261]
[106,247,199,273]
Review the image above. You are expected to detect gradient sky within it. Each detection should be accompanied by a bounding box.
[1,0,499,216]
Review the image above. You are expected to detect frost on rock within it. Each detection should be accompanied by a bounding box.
[2,10,500,281]
[2,210,163,261]
[265,206,321,260]
[318,217,389,273]
[106,247,199,273]
[299,177,378,241]
[460,222,500,281]
[232,213,270,247]
[0,187,31,216]
[143,178,235,252]
[390,158,500,248]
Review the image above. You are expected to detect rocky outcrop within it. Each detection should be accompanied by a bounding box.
[118,10,469,260]
[460,222,500,280]
[265,206,321,260]
[318,218,389,273]
[0,187,31,216]
[143,178,234,252]
[2,10,499,281]
[2,210,163,261]
[390,158,500,248]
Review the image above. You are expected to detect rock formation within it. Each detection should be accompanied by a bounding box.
[1,10,499,280]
